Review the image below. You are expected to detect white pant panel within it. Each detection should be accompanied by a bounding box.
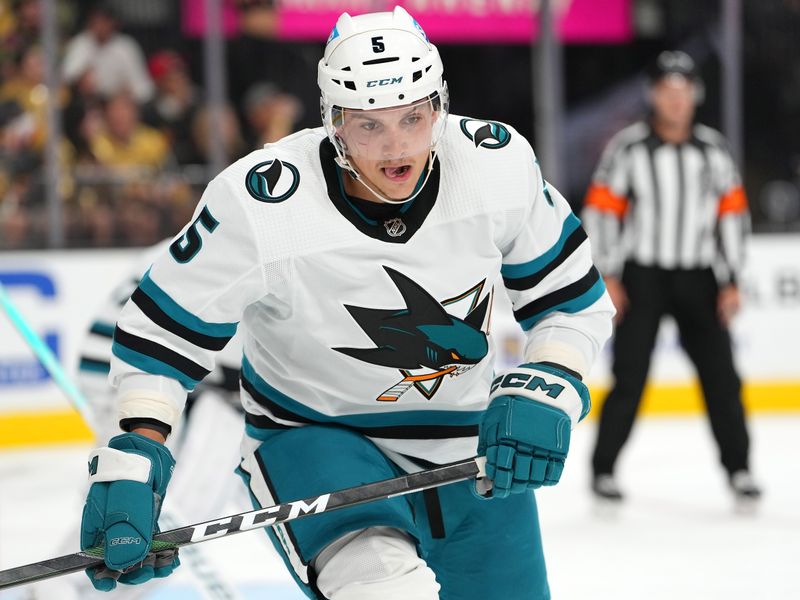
[314,527,440,600]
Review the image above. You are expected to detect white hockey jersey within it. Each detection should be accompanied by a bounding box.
[110,114,613,465]
[79,240,243,436]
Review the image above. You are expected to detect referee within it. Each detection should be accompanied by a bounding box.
[582,51,761,503]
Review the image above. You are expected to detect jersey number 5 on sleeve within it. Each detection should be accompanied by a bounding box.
[169,206,219,263]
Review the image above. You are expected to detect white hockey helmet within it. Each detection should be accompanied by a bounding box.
[318,6,449,183]
[319,6,446,110]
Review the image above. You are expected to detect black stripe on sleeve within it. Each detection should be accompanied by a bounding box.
[513,266,601,324]
[502,226,588,291]
[113,326,210,382]
[131,287,232,351]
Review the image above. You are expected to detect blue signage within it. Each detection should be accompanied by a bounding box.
[0,271,59,386]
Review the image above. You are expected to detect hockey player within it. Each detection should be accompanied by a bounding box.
[80,7,614,599]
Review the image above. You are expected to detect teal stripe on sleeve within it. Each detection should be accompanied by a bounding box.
[519,277,606,331]
[502,213,582,280]
[138,270,238,338]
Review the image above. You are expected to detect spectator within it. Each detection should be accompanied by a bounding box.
[89,91,171,171]
[189,103,246,166]
[141,50,200,164]
[0,204,36,248]
[227,0,321,131]
[62,2,154,104]
[63,68,105,163]
[0,45,73,244]
[72,191,117,247]
[0,44,48,150]
[116,185,166,246]
[1,0,41,80]
[242,82,302,148]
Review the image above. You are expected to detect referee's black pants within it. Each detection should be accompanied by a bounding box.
[591,263,751,477]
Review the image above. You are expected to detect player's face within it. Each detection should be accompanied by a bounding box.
[336,99,437,201]
[651,75,697,128]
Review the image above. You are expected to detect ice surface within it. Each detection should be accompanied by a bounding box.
[1,415,797,599]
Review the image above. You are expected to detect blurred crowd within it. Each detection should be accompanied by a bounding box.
[0,0,311,249]
[2,1,799,249]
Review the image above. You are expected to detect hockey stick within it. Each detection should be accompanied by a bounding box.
[0,456,486,590]
[0,281,95,430]
[377,366,457,401]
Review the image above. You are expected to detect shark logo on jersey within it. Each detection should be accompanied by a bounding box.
[334,266,490,402]
[459,118,511,149]
[246,159,300,203]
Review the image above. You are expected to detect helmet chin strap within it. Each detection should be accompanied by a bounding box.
[334,149,437,205]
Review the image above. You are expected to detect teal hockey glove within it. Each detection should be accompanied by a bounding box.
[80,432,178,591]
[478,363,591,498]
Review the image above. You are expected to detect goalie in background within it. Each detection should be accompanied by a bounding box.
[80,7,614,599]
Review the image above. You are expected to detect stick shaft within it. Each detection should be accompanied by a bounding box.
[0,457,485,590]
[0,282,94,429]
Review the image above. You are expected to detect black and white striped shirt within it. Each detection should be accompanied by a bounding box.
[582,121,749,284]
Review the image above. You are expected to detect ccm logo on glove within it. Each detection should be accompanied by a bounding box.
[109,537,143,546]
[490,372,565,398]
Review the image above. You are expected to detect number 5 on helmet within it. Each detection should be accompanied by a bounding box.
[477,362,591,499]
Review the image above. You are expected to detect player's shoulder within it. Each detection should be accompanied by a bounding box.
[440,113,535,187]
[604,121,650,152]
[692,123,731,152]
[213,128,327,205]
[439,114,538,214]
[443,113,532,158]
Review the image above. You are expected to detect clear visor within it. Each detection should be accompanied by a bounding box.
[332,94,444,162]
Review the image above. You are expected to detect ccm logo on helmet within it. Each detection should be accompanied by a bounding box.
[367,76,403,87]
[490,372,564,398]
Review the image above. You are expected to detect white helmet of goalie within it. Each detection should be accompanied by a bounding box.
[318,6,449,204]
